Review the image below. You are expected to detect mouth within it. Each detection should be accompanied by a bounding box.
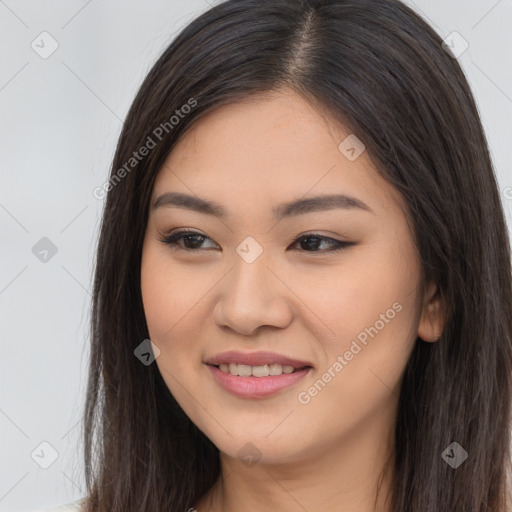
[204,350,313,370]
[211,362,312,377]
[204,351,313,398]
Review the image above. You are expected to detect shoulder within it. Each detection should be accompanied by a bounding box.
[29,497,87,512]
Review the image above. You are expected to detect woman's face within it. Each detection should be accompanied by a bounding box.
[141,89,441,466]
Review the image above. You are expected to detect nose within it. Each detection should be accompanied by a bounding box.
[213,252,294,337]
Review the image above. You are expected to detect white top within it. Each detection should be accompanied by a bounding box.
[29,498,86,512]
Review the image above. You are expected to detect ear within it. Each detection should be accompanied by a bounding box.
[417,280,444,342]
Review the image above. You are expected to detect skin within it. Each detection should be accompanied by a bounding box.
[140,88,444,512]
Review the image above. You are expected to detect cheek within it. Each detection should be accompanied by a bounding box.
[141,244,197,342]
[140,247,203,410]
[140,271,175,344]
[140,243,210,381]
[294,251,419,345]
[297,239,421,396]
[322,245,421,395]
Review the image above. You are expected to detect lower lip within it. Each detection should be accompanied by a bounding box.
[207,364,311,399]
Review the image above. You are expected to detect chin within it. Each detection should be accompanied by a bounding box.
[201,423,310,466]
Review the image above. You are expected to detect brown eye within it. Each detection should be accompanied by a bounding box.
[290,234,355,252]
[159,230,219,251]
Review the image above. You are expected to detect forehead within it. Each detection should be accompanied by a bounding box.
[153,89,402,217]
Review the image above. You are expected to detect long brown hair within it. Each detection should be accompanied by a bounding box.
[82,1,512,510]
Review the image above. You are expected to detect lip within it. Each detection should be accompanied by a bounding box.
[207,365,312,399]
[204,351,313,399]
[204,350,313,368]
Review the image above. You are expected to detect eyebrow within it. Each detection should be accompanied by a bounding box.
[152,191,374,219]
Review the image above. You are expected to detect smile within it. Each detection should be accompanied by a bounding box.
[216,362,307,377]
[204,350,313,398]
[206,363,312,399]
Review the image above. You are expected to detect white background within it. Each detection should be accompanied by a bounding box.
[1,1,511,510]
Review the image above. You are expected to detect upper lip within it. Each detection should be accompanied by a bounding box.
[205,351,313,368]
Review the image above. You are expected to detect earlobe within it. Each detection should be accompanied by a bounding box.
[417,281,444,342]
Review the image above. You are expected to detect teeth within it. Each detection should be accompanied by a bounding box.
[238,364,252,377]
[252,364,270,377]
[269,363,282,375]
[218,363,304,377]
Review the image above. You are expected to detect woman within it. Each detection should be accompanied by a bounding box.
[41,0,512,510]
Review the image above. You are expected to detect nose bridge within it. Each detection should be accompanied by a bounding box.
[214,246,293,334]
[231,250,272,303]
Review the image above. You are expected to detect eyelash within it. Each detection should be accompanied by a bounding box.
[158,230,355,253]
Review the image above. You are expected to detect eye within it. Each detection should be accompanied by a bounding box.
[159,230,219,251]
[159,230,355,253]
[290,233,355,252]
